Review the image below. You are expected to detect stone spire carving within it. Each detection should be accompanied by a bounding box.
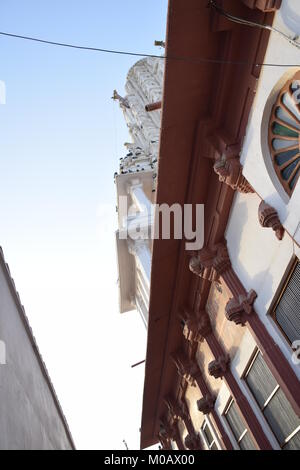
[112,89,130,109]
[214,154,254,193]
[258,201,284,240]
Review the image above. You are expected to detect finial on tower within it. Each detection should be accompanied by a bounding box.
[112,90,130,109]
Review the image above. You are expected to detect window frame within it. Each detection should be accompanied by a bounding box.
[244,349,300,449]
[223,398,256,450]
[270,256,300,345]
[200,417,220,450]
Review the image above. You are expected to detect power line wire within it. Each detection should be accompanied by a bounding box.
[209,0,300,50]
[0,30,299,68]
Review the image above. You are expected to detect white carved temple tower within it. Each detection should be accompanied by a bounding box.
[113,57,164,327]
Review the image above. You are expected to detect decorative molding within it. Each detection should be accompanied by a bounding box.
[225,290,257,325]
[184,432,202,450]
[241,0,282,12]
[181,309,212,344]
[258,201,284,240]
[197,394,216,415]
[159,419,176,442]
[172,354,199,387]
[214,154,254,193]
[208,355,230,379]
[164,398,188,422]
[189,243,231,282]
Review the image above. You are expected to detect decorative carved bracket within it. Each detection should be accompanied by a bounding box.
[214,154,254,193]
[258,201,284,240]
[172,354,200,387]
[208,355,230,379]
[184,433,202,450]
[181,309,212,345]
[241,0,281,12]
[197,394,216,414]
[158,418,177,444]
[225,290,257,325]
[164,398,188,422]
[189,243,231,282]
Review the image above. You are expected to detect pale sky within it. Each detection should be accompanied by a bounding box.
[0,0,168,450]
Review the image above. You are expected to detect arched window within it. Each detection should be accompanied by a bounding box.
[268,72,300,197]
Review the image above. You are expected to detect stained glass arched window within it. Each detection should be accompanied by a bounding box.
[269,72,300,197]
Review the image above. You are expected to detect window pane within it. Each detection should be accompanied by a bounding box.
[239,432,257,450]
[246,352,277,408]
[275,262,300,343]
[203,424,214,446]
[211,442,218,450]
[283,430,300,450]
[225,402,246,441]
[263,389,300,446]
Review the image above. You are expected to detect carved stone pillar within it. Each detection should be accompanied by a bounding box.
[258,200,284,240]
[214,154,254,193]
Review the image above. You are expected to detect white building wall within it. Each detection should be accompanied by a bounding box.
[240,1,300,245]
[0,250,74,450]
[225,190,300,380]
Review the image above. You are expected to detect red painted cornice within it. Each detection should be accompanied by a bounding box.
[140,0,275,449]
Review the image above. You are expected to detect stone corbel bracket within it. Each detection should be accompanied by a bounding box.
[258,200,284,240]
[197,394,216,415]
[172,353,199,388]
[189,242,231,282]
[184,432,202,450]
[214,153,254,194]
[225,289,257,326]
[208,355,230,379]
[180,308,212,345]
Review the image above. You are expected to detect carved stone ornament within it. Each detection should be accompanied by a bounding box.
[164,398,188,422]
[241,0,282,12]
[225,290,257,325]
[189,243,231,282]
[111,89,130,109]
[182,309,212,344]
[184,433,201,450]
[214,154,254,193]
[197,394,216,414]
[258,201,284,240]
[159,419,177,443]
[208,355,230,379]
[172,354,200,387]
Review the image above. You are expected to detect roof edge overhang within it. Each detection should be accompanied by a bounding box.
[140,0,276,449]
